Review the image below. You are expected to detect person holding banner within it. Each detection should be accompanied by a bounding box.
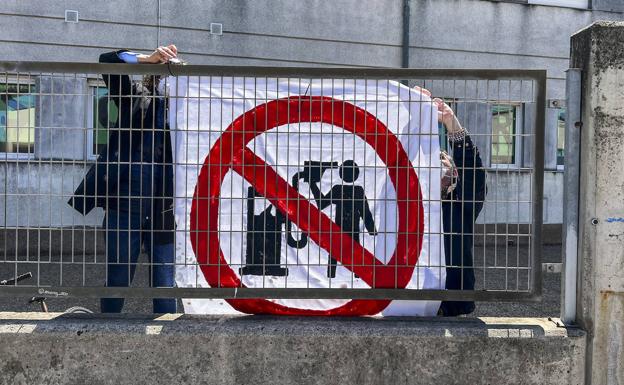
[69,46,179,313]
[428,91,487,316]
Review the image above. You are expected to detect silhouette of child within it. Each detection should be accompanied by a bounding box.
[309,160,377,278]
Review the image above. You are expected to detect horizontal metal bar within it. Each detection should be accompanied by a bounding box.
[0,287,540,302]
[0,61,547,80]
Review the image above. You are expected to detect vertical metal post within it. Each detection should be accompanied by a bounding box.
[400,0,410,86]
[561,68,581,325]
[402,0,410,69]
[157,0,162,46]
[531,72,546,300]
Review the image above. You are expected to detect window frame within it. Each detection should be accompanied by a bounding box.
[0,75,37,161]
[489,103,523,169]
[86,79,111,160]
[484,0,589,9]
[527,0,588,9]
[556,107,566,170]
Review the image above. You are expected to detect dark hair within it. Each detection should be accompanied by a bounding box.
[141,75,161,95]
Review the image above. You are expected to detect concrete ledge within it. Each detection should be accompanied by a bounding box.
[0,313,584,385]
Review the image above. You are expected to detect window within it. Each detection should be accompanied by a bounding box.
[88,86,117,156]
[0,83,36,154]
[527,0,588,9]
[557,108,565,166]
[489,0,589,9]
[490,105,518,165]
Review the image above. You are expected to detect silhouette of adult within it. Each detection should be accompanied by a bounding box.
[241,187,288,277]
[309,160,377,278]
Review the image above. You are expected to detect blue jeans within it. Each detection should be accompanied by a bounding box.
[101,164,176,313]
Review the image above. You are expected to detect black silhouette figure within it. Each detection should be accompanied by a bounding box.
[309,160,378,278]
[240,187,289,277]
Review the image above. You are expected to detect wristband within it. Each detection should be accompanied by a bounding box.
[447,128,467,143]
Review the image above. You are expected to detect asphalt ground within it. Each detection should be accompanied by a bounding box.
[474,244,561,318]
[0,244,561,317]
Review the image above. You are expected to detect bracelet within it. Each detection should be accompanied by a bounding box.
[447,128,467,143]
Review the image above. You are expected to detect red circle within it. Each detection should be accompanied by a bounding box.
[190,96,424,316]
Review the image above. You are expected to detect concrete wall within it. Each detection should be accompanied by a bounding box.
[0,163,104,227]
[478,171,564,224]
[2,0,622,75]
[408,1,622,100]
[1,0,623,228]
[592,0,624,12]
[0,0,402,67]
[0,313,586,385]
[571,21,624,385]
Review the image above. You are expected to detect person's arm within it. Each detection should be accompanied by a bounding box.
[449,134,486,208]
[433,97,486,207]
[309,182,333,210]
[118,45,178,64]
[362,195,377,236]
[99,51,133,119]
[99,45,178,98]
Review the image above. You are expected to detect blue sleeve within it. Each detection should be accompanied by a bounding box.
[117,51,140,64]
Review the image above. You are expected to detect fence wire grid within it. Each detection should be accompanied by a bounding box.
[0,63,545,302]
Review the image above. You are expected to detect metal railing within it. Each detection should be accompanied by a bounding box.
[0,62,545,309]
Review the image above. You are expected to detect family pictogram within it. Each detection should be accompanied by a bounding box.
[241,160,378,278]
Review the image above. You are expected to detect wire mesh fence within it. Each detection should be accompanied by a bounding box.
[0,63,545,309]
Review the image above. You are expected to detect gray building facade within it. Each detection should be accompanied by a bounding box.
[1,0,623,232]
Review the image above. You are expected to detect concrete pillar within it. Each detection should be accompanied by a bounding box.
[571,21,624,385]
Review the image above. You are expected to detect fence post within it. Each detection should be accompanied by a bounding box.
[561,68,581,325]
[570,21,624,384]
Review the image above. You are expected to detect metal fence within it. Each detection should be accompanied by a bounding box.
[0,62,545,307]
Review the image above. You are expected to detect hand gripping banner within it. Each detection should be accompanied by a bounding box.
[170,77,444,316]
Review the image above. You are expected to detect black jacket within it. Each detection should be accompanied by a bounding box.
[68,50,174,244]
[440,135,487,315]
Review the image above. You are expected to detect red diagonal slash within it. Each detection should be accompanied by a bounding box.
[191,95,425,316]
[232,148,385,287]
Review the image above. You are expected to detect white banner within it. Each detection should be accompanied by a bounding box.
[170,77,444,316]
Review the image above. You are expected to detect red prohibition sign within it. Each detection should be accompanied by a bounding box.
[190,96,424,316]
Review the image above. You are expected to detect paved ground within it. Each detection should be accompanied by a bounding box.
[474,245,561,318]
[0,244,562,317]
